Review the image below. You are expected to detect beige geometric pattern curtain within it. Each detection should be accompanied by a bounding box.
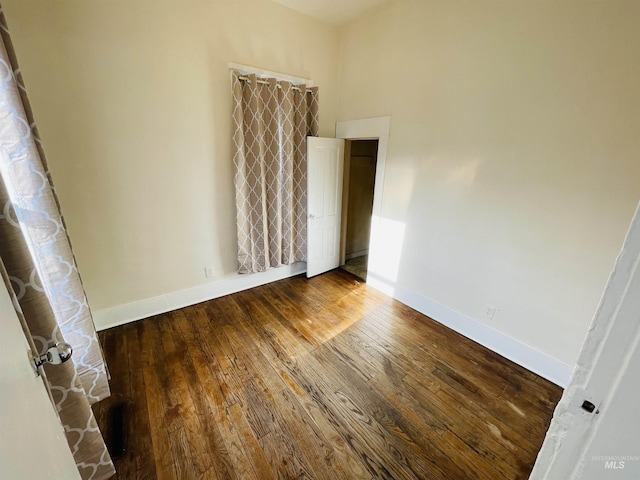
[231,71,319,273]
[0,7,114,480]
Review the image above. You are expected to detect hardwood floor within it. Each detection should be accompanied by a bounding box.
[93,269,562,480]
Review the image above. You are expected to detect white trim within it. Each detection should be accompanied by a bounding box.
[228,62,313,87]
[94,252,572,386]
[345,249,368,260]
[531,202,640,478]
[336,116,391,293]
[92,262,307,331]
[336,116,391,139]
[367,273,574,387]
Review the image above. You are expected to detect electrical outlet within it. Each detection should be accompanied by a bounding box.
[485,305,497,320]
[204,266,214,278]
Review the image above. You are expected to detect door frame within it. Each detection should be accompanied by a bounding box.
[531,201,640,478]
[336,116,390,282]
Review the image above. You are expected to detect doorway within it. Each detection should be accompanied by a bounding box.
[340,139,378,281]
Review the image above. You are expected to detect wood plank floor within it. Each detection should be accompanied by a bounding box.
[93,269,562,480]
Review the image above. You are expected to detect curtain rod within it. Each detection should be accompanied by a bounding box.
[237,75,314,94]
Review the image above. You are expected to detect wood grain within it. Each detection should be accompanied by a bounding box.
[93,269,562,479]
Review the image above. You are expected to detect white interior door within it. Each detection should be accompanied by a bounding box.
[307,137,345,278]
[0,279,80,479]
[531,203,640,479]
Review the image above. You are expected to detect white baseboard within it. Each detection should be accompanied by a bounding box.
[345,249,368,261]
[93,262,307,331]
[94,263,572,387]
[367,274,573,387]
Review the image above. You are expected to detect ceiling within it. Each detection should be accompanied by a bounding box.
[270,0,391,26]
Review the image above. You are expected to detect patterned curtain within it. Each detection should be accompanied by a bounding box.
[232,71,319,274]
[0,8,114,480]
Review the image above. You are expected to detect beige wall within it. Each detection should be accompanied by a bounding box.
[3,0,339,310]
[4,0,640,370]
[338,0,640,366]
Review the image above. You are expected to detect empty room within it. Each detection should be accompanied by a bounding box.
[1,0,639,479]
